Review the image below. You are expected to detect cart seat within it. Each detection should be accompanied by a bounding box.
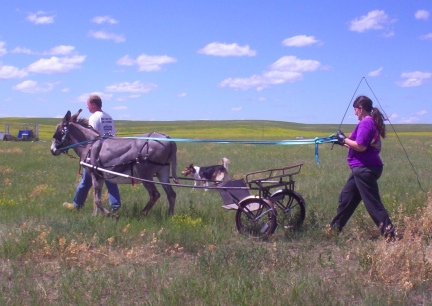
[218,179,249,210]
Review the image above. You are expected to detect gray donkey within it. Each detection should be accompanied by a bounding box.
[51,109,179,217]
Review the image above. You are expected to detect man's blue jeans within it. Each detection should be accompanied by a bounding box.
[73,168,121,210]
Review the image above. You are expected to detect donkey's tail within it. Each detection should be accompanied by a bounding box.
[171,142,179,184]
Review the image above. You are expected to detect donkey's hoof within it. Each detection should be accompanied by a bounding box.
[109,212,120,220]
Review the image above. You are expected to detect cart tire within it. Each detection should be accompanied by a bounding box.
[270,189,306,230]
[235,198,277,239]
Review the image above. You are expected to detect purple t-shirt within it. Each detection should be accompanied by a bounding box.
[346,117,383,168]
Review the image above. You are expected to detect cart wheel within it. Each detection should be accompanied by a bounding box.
[270,189,306,230]
[235,198,277,239]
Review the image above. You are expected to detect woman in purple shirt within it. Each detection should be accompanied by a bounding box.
[330,95,395,241]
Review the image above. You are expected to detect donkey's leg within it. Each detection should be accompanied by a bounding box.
[92,177,110,216]
[140,181,161,216]
[157,167,177,215]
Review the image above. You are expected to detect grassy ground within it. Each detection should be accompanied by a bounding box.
[1,120,432,305]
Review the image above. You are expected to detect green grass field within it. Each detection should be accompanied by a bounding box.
[1,118,432,304]
[1,116,431,141]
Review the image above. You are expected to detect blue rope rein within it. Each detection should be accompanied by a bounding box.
[59,135,113,151]
[59,134,338,164]
[122,135,339,164]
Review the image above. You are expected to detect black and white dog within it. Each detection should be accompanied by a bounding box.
[182,157,230,190]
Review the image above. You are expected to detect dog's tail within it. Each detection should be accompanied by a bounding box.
[222,157,230,170]
[221,157,230,181]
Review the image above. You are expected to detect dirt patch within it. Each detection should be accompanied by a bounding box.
[0,147,23,154]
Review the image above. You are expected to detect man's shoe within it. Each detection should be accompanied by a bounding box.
[63,202,76,210]
[110,207,120,213]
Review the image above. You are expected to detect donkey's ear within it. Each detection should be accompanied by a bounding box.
[70,109,82,122]
[62,111,72,125]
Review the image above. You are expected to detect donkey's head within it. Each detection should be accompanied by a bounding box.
[50,109,82,156]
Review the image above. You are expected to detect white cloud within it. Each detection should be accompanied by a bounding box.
[198,42,256,57]
[10,45,76,55]
[89,30,125,43]
[232,107,242,111]
[118,114,133,119]
[177,93,187,97]
[12,80,55,93]
[92,16,118,24]
[76,92,113,103]
[349,10,391,33]
[392,110,427,123]
[45,45,76,55]
[117,55,135,66]
[105,81,157,93]
[396,71,431,87]
[220,74,266,91]
[220,55,321,91]
[415,10,429,20]
[420,33,432,40]
[27,55,86,74]
[368,67,383,77]
[398,116,420,123]
[117,54,177,72]
[0,41,7,57]
[112,106,128,110]
[382,31,395,38]
[0,63,28,79]
[9,45,76,55]
[27,11,55,24]
[136,54,176,71]
[10,47,34,54]
[388,113,399,121]
[282,35,320,47]
[270,56,320,72]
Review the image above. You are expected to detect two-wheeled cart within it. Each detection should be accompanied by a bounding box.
[218,163,306,239]
[80,159,306,239]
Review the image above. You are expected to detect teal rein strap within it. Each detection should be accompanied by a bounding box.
[122,135,338,164]
[314,135,338,164]
[60,135,112,151]
[122,136,336,145]
[60,134,337,164]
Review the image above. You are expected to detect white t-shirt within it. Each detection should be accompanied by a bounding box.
[89,111,116,136]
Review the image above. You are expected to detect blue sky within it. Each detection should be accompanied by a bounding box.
[0,1,431,124]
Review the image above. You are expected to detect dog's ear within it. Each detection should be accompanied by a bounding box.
[189,164,194,168]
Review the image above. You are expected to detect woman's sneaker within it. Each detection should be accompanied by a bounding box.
[325,224,341,236]
[383,225,397,242]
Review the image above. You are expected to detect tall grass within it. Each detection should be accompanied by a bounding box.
[1,122,432,305]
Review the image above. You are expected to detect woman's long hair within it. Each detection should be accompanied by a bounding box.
[353,95,386,138]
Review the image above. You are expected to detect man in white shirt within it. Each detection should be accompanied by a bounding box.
[63,94,121,212]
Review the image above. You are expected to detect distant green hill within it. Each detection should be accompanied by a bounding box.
[0,117,430,141]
